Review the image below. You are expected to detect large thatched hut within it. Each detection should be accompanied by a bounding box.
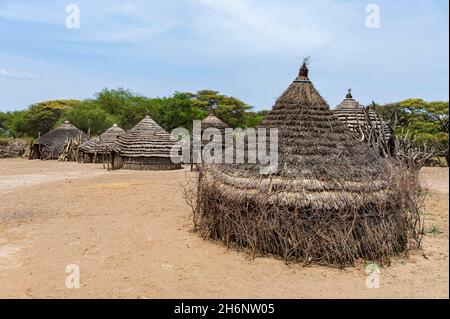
[194,62,420,267]
[110,116,181,170]
[30,121,88,160]
[333,90,391,141]
[80,124,125,163]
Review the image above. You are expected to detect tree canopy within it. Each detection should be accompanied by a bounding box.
[374,99,449,155]
[0,89,266,138]
[1,89,447,163]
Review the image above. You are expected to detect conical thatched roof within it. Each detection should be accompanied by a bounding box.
[333,90,390,140]
[208,64,389,207]
[80,124,125,154]
[202,113,228,130]
[33,121,88,159]
[194,62,419,266]
[112,115,180,159]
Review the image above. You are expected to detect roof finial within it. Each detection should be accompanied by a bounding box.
[208,99,217,115]
[294,57,311,83]
[346,89,353,99]
[299,56,310,78]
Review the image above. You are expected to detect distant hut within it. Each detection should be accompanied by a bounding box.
[30,121,88,160]
[201,113,229,135]
[79,124,125,163]
[190,112,229,169]
[194,62,420,267]
[110,116,181,170]
[199,100,229,147]
[333,90,391,142]
[201,112,229,153]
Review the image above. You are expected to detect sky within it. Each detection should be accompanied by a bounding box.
[0,0,448,111]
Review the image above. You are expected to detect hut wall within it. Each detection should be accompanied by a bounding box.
[81,152,111,164]
[112,153,124,169]
[121,156,181,170]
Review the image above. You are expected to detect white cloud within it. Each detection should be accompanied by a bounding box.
[185,0,334,57]
[0,0,346,57]
[0,69,37,80]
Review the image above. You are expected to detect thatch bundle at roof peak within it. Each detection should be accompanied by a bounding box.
[194,62,421,266]
[111,115,182,170]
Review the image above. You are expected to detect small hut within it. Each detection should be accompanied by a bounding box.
[190,112,229,168]
[194,62,420,267]
[79,124,125,163]
[333,90,391,141]
[201,113,228,134]
[110,116,182,170]
[30,121,88,160]
[201,113,229,151]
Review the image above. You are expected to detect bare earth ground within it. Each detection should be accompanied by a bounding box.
[0,159,448,299]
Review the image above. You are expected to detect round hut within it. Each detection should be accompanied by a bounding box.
[201,113,228,134]
[80,124,125,163]
[333,90,391,141]
[190,112,230,168]
[195,62,419,266]
[111,115,182,170]
[30,121,88,160]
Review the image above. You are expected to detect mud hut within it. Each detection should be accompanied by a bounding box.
[194,62,420,267]
[110,116,182,170]
[30,121,88,160]
[80,124,125,163]
[333,90,391,141]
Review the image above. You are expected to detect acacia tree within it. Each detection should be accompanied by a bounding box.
[374,99,449,165]
[192,90,253,128]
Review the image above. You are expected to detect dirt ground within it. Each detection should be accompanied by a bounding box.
[0,159,448,299]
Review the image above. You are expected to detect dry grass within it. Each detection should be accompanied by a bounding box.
[187,162,424,268]
[185,63,424,268]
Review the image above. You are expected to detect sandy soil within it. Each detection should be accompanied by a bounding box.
[0,159,448,299]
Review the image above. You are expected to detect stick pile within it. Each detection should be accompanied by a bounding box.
[0,139,28,158]
[58,137,82,162]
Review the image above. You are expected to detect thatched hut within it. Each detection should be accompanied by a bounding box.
[190,112,230,167]
[201,112,229,148]
[30,121,88,160]
[194,62,420,267]
[333,90,391,141]
[110,115,182,170]
[80,124,125,163]
[201,113,228,133]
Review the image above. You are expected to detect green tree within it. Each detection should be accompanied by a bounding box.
[95,88,136,116]
[22,108,58,138]
[63,101,119,136]
[17,100,81,138]
[0,112,8,136]
[3,111,27,138]
[155,92,205,132]
[374,99,449,163]
[192,90,253,128]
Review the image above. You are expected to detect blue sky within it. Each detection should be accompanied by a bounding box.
[0,0,448,111]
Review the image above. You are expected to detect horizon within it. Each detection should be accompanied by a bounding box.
[0,0,449,112]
